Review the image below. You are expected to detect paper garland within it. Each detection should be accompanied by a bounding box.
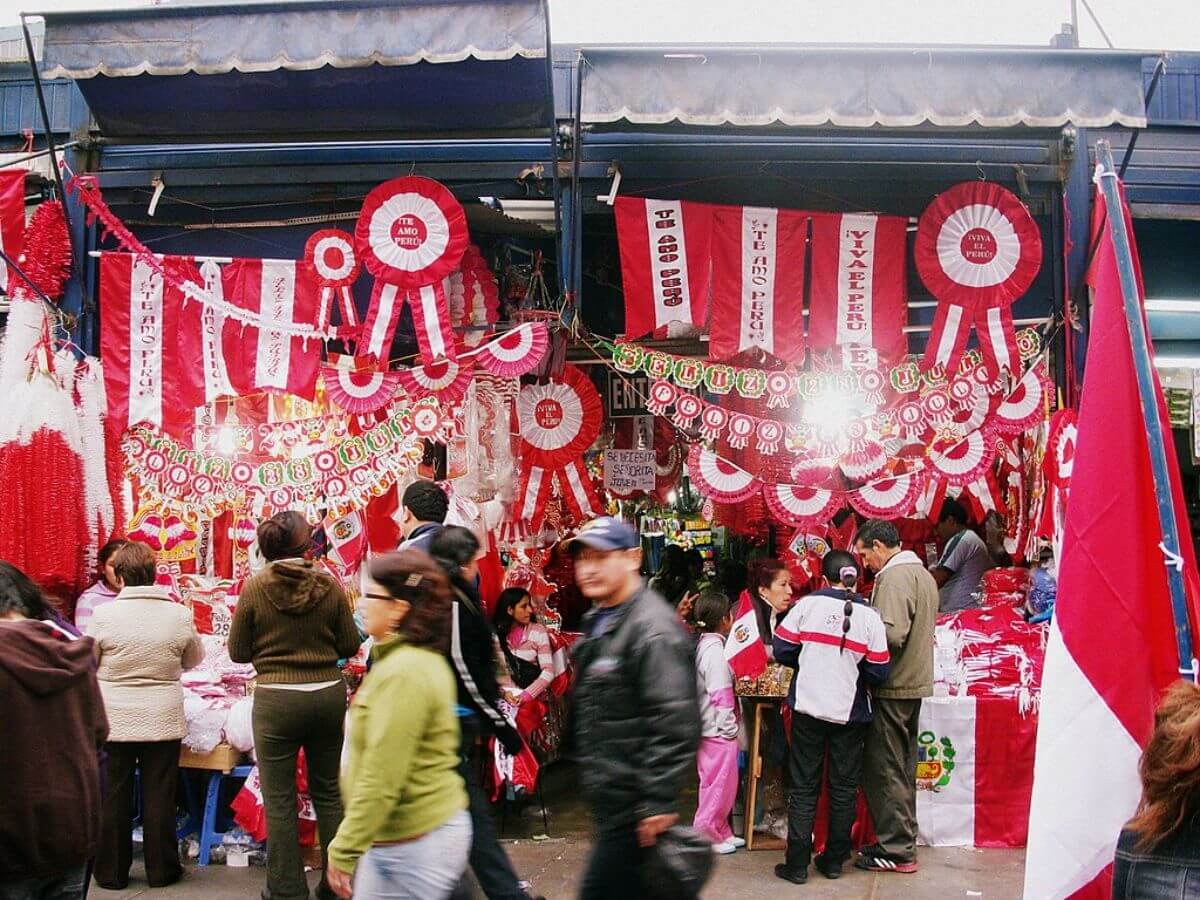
[687,445,761,504]
[847,469,927,518]
[395,357,475,406]
[470,322,549,378]
[124,412,424,518]
[322,353,403,415]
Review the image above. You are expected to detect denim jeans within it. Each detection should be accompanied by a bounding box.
[353,811,472,900]
[0,865,88,900]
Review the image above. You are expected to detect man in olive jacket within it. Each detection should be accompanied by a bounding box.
[567,517,700,899]
[854,519,937,874]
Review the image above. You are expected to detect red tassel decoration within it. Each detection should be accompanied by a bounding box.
[21,200,73,301]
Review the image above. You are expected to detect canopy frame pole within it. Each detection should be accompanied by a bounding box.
[1095,139,1197,682]
[20,16,74,237]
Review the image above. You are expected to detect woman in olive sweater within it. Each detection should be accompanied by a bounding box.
[228,512,362,900]
[327,549,470,900]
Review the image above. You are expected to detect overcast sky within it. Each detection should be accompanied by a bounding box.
[2,0,1198,50]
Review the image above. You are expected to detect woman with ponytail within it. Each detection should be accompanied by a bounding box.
[772,550,892,885]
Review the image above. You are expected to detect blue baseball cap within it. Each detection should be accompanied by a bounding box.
[562,517,640,553]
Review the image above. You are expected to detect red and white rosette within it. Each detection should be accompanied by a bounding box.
[848,469,926,519]
[840,418,888,482]
[672,393,703,429]
[646,380,678,416]
[395,357,475,406]
[516,366,604,530]
[687,445,760,504]
[727,413,756,450]
[322,354,401,415]
[699,404,729,441]
[992,361,1050,435]
[755,419,785,455]
[928,428,995,487]
[305,229,360,332]
[471,323,549,378]
[1044,408,1078,489]
[917,181,1042,376]
[356,177,467,289]
[763,482,841,528]
[766,371,795,409]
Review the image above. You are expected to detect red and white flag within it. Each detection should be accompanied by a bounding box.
[614,196,713,339]
[724,590,768,680]
[0,169,25,294]
[808,213,909,363]
[709,205,806,363]
[221,258,322,400]
[1024,185,1200,899]
[100,253,202,437]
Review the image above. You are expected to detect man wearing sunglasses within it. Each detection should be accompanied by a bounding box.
[772,550,891,885]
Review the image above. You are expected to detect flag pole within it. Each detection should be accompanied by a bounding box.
[1094,139,1197,681]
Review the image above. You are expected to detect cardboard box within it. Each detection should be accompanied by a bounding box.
[179,742,245,773]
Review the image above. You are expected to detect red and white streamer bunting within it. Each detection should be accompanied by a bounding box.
[356,177,467,289]
[917,182,1042,376]
[305,229,360,333]
[394,357,474,406]
[928,428,995,487]
[848,469,926,519]
[992,362,1050,435]
[808,212,909,362]
[614,196,713,339]
[763,482,841,527]
[709,205,807,363]
[517,465,555,532]
[321,353,401,415]
[467,322,549,378]
[557,459,603,522]
[687,444,761,504]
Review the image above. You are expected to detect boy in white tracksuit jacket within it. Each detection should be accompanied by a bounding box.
[692,591,742,853]
[772,551,891,884]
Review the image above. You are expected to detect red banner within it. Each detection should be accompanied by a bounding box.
[220,259,322,400]
[0,169,24,294]
[709,205,807,363]
[808,213,909,364]
[614,196,713,339]
[100,253,202,437]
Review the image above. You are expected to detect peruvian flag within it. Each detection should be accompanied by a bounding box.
[916,696,1038,849]
[709,205,806,363]
[724,590,768,680]
[221,258,322,400]
[1023,184,1200,898]
[100,252,203,437]
[808,213,909,364]
[0,168,25,294]
[614,196,713,340]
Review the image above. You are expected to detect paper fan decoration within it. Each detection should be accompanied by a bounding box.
[841,443,888,482]
[128,510,197,552]
[687,444,761,504]
[848,470,926,519]
[517,365,603,469]
[356,177,468,288]
[763,482,841,527]
[928,428,995,487]
[992,362,1050,435]
[473,323,549,378]
[322,354,402,415]
[395,357,475,405]
[917,181,1042,376]
[1044,408,1078,488]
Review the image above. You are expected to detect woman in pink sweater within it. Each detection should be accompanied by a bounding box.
[492,588,557,738]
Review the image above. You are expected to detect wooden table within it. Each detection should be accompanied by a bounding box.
[741,695,786,851]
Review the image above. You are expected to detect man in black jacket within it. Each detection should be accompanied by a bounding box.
[567,517,700,899]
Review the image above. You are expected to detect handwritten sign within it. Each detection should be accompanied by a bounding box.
[604,449,655,493]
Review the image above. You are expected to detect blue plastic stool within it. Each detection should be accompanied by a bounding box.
[183,765,253,866]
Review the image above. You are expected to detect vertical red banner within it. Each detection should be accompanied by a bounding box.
[709,205,807,363]
[614,196,713,339]
[808,213,909,364]
[0,169,25,294]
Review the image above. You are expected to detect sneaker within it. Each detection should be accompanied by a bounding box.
[728,836,746,849]
[774,863,808,885]
[814,854,842,879]
[858,842,885,859]
[713,840,738,855]
[855,853,919,874]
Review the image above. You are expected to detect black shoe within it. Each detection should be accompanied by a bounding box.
[774,863,808,885]
[858,842,885,858]
[814,854,842,879]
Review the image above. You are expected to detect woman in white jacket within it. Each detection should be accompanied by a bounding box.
[86,542,203,891]
[692,590,743,854]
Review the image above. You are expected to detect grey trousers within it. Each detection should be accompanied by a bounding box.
[862,697,922,863]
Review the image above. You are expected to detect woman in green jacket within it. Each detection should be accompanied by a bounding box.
[327,550,470,900]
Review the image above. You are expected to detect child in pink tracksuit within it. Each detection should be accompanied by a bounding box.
[693,590,743,854]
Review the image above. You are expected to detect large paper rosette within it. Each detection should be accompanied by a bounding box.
[356,176,468,289]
